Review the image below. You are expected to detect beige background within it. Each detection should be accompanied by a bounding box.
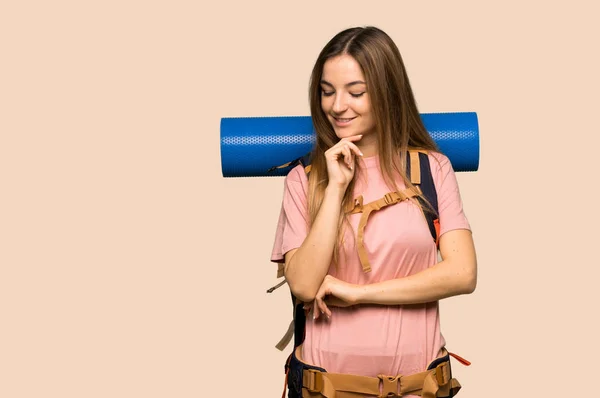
[1,1,598,397]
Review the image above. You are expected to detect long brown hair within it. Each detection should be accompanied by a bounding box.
[307,26,440,265]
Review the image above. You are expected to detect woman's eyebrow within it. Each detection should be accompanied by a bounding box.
[320,79,366,88]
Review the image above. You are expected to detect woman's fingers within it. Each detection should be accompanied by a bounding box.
[325,136,364,159]
[342,145,352,169]
[342,134,364,144]
[341,135,364,157]
[313,291,331,320]
[317,297,330,319]
[337,140,363,159]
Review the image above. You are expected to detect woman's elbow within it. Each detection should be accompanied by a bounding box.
[464,275,477,294]
[284,270,317,302]
[287,282,316,302]
[461,266,478,294]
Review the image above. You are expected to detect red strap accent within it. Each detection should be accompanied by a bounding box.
[434,219,440,247]
[449,352,471,366]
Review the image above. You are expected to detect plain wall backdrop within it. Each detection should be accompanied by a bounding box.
[1,1,598,397]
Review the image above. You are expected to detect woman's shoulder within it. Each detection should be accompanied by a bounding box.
[424,150,452,170]
[283,163,310,190]
[420,150,463,196]
[417,150,455,186]
[404,149,451,174]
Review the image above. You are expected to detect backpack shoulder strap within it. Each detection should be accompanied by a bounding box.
[406,150,440,247]
[267,152,313,175]
[266,153,312,352]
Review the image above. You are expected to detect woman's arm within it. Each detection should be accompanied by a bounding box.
[356,228,477,305]
[312,228,477,318]
[284,185,345,302]
[284,135,364,302]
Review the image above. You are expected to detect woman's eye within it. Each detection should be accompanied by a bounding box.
[321,91,365,98]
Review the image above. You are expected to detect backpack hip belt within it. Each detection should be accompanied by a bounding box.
[295,347,468,398]
[301,366,458,398]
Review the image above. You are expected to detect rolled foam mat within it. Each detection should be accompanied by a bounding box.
[220,112,479,177]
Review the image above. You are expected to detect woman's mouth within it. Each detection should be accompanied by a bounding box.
[332,116,356,127]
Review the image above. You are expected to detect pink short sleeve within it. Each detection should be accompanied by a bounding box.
[270,165,310,263]
[429,152,471,237]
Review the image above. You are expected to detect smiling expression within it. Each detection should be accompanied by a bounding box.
[320,54,376,141]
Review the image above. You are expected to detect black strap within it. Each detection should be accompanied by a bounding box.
[267,151,313,174]
[406,152,439,244]
[292,294,306,349]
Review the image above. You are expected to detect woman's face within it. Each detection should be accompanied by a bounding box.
[320,54,376,142]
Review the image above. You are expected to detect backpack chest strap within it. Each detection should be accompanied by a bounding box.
[349,186,422,272]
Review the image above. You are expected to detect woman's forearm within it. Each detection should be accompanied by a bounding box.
[355,230,477,305]
[355,260,476,305]
[284,185,345,302]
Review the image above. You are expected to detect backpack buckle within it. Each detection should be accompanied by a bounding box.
[383,192,396,205]
[378,374,401,397]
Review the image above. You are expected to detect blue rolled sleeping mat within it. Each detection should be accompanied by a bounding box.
[220,112,479,177]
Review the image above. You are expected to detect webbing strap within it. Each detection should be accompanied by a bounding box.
[275,319,295,351]
[302,361,456,398]
[409,150,421,184]
[347,149,429,273]
[351,187,422,272]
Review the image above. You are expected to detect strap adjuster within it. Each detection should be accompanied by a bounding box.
[383,191,408,205]
[435,362,450,385]
[305,369,323,393]
[383,193,395,205]
[378,374,401,397]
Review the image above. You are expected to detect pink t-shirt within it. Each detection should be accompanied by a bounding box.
[270,152,470,392]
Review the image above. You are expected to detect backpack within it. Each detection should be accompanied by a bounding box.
[267,149,441,352]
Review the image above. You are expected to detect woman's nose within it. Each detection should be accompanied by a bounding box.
[332,94,348,113]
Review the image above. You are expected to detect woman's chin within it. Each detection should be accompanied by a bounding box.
[333,129,360,139]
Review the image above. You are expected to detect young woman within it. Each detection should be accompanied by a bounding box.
[271,26,477,398]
